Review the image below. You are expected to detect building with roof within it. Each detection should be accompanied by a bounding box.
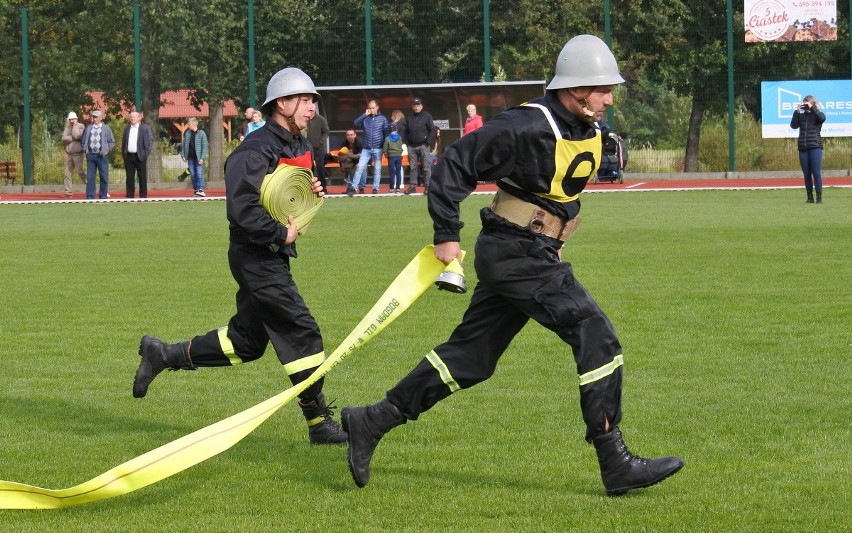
[86,90,240,141]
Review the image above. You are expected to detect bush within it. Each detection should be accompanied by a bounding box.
[698,107,851,172]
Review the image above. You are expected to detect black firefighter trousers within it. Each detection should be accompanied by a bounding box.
[387,210,624,441]
[188,242,326,400]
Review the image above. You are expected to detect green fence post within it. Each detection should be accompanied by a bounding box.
[365,0,373,85]
[483,0,491,82]
[726,0,735,173]
[134,1,141,111]
[248,0,256,107]
[21,6,32,187]
[604,0,614,127]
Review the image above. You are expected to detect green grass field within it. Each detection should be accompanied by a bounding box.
[0,189,849,532]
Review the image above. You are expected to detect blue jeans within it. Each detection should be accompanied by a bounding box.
[86,153,109,199]
[188,157,205,191]
[388,155,402,189]
[352,148,383,191]
[799,148,823,195]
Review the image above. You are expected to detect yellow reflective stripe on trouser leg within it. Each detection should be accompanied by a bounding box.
[283,352,326,376]
[578,354,624,386]
[426,350,461,393]
[217,327,242,366]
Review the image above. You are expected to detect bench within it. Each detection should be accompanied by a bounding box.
[324,150,409,185]
[0,161,15,185]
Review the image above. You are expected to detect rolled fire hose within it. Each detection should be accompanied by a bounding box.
[259,163,324,234]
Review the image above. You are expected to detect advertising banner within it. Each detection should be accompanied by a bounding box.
[745,0,837,42]
[761,80,852,138]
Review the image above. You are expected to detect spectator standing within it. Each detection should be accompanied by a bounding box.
[429,127,441,167]
[390,109,407,187]
[338,129,362,186]
[245,110,265,137]
[342,35,684,496]
[181,117,209,197]
[391,109,405,132]
[383,123,404,193]
[403,97,436,195]
[790,95,826,204]
[238,107,255,141]
[463,104,484,135]
[121,111,154,198]
[132,67,346,446]
[349,99,390,195]
[61,111,85,198]
[304,109,330,191]
[81,109,116,200]
[390,109,406,135]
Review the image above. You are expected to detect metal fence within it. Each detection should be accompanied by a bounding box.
[1,1,850,189]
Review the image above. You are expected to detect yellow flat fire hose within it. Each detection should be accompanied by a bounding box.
[0,246,458,509]
[259,163,324,234]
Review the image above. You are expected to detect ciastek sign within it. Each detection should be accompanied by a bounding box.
[744,0,837,42]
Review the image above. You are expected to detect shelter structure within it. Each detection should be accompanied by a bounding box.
[316,81,546,154]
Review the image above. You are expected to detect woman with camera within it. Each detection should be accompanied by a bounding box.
[790,95,826,204]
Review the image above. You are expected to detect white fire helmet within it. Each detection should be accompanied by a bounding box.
[261,67,319,115]
[546,35,625,90]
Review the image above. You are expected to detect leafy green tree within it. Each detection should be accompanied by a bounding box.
[167,0,247,182]
[491,0,599,82]
[99,0,252,183]
[0,2,25,145]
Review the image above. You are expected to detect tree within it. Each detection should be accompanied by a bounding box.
[171,0,247,183]
[491,0,599,82]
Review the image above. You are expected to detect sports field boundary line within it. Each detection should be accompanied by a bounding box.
[1,177,850,205]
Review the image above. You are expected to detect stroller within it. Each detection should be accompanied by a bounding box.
[594,132,627,184]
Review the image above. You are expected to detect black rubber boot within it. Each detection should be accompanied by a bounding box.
[816,192,822,204]
[133,335,194,398]
[593,427,684,496]
[806,192,815,203]
[299,392,347,445]
[341,399,406,487]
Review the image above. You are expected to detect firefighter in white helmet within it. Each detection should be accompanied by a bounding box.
[342,35,685,495]
[133,68,347,445]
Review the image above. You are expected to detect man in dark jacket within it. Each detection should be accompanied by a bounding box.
[81,109,116,199]
[304,110,330,191]
[133,68,347,446]
[403,97,436,195]
[121,111,154,198]
[342,35,684,495]
[338,129,363,185]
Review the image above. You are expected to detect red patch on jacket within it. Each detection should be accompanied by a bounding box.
[278,151,313,170]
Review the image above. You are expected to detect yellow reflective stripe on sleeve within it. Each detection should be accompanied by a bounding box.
[578,354,624,386]
[217,327,242,366]
[426,350,460,393]
[283,351,325,376]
